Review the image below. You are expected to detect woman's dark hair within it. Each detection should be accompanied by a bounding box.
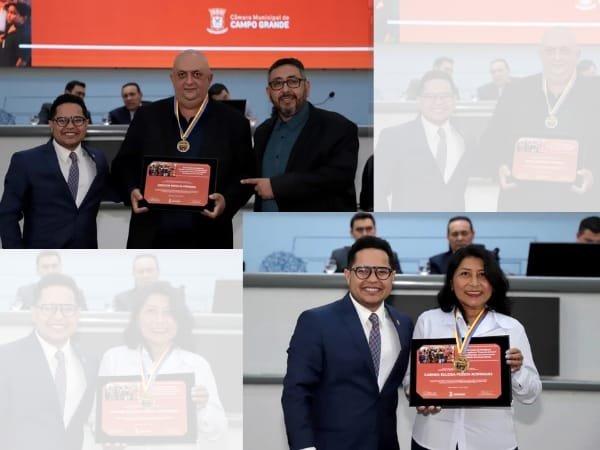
[123,281,195,351]
[437,244,510,316]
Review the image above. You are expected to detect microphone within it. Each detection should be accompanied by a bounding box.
[314,91,335,106]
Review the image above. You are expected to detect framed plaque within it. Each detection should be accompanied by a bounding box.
[141,156,218,211]
[512,137,579,183]
[409,336,511,407]
[95,373,197,444]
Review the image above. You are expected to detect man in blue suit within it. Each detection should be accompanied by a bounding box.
[282,236,413,450]
[0,273,97,450]
[0,94,109,248]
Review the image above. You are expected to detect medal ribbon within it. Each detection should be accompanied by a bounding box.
[542,72,576,121]
[453,307,487,357]
[174,94,209,144]
[139,345,172,395]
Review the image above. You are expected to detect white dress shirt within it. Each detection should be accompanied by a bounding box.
[35,332,87,428]
[98,345,227,448]
[53,140,97,207]
[403,308,542,450]
[421,116,465,184]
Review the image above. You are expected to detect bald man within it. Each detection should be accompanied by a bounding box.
[111,50,254,248]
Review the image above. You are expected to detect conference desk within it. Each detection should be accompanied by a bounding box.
[244,273,600,450]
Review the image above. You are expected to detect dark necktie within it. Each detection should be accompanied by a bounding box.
[368,313,381,377]
[67,152,79,200]
[55,350,66,412]
[436,127,447,176]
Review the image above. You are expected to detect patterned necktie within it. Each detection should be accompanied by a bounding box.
[55,350,66,411]
[67,152,79,200]
[436,127,447,176]
[368,313,381,377]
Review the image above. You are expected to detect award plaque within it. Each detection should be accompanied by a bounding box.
[141,156,217,211]
[409,336,511,407]
[95,373,197,444]
[512,137,579,183]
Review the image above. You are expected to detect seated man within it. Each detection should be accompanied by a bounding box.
[576,216,600,243]
[328,212,402,273]
[108,82,149,124]
[12,251,62,310]
[428,216,499,274]
[476,58,514,101]
[208,82,230,100]
[112,253,160,311]
[38,80,92,124]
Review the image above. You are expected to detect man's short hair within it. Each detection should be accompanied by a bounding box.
[350,212,375,229]
[65,80,86,92]
[14,2,30,17]
[447,215,474,233]
[491,58,510,70]
[121,82,141,93]
[49,94,89,121]
[418,70,459,96]
[133,253,159,269]
[346,236,394,269]
[36,250,61,267]
[578,216,600,234]
[268,57,305,77]
[208,83,229,97]
[33,273,86,307]
[577,59,597,75]
[433,56,453,69]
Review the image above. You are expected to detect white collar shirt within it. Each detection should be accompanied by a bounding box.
[350,294,401,391]
[35,332,87,428]
[403,308,542,450]
[421,116,465,183]
[53,140,96,207]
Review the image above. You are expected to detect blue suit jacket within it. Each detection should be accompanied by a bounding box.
[108,102,151,125]
[282,294,413,450]
[0,140,109,248]
[0,333,97,450]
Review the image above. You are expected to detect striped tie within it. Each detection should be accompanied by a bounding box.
[67,152,79,200]
[55,350,66,411]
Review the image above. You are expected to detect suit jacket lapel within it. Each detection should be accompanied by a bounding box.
[42,141,75,201]
[339,294,379,383]
[381,304,408,390]
[285,106,319,171]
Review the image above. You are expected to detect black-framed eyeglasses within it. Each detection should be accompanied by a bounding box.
[52,116,87,127]
[268,77,305,90]
[349,266,394,280]
[35,304,79,317]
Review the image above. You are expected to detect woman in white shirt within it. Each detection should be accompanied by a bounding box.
[97,281,227,449]
[405,244,541,450]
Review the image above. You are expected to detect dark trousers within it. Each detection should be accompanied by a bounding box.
[411,438,517,450]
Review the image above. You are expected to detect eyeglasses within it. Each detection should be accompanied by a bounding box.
[35,304,79,317]
[52,116,87,127]
[349,266,394,280]
[268,77,305,90]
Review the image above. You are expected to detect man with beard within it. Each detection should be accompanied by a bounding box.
[242,57,359,211]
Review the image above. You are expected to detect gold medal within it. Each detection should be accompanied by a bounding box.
[453,355,470,372]
[177,139,190,153]
[139,392,155,408]
[545,115,558,129]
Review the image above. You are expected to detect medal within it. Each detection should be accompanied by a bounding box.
[542,73,576,130]
[544,115,558,129]
[453,307,487,373]
[139,345,172,407]
[453,355,470,372]
[139,392,156,408]
[174,95,209,153]
[177,139,190,153]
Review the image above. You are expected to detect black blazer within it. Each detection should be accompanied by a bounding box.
[111,97,254,248]
[376,117,478,211]
[429,246,500,274]
[0,141,109,248]
[108,101,152,125]
[252,103,359,211]
[0,333,98,450]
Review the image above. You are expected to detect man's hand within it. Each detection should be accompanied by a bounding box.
[571,168,593,194]
[201,193,226,219]
[498,165,516,190]
[130,188,149,214]
[240,177,274,199]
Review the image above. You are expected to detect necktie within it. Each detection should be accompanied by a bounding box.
[67,152,79,200]
[436,127,447,177]
[368,313,381,377]
[55,350,66,412]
